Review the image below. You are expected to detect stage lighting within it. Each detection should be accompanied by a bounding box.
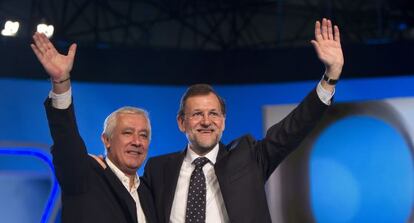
[1,20,19,37]
[36,23,54,38]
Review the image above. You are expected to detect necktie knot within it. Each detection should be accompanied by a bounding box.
[192,157,209,169]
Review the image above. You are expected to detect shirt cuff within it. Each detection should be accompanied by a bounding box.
[48,88,72,109]
[316,81,335,105]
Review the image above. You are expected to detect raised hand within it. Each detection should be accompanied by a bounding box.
[311,18,344,80]
[31,32,77,83]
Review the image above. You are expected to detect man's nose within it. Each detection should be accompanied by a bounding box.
[131,134,143,146]
[200,113,212,124]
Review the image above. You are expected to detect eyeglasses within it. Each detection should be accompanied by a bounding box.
[185,111,223,122]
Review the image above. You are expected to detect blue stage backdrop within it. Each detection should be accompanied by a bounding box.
[0,75,413,222]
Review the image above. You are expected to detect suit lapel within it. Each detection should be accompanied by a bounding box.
[102,161,138,223]
[214,143,229,179]
[163,149,186,223]
[138,183,154,223]
[216,142,229,163]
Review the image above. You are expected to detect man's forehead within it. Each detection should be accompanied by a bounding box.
[117,112,145,120]
[116,113,148,126]
[122,125,149,130]
[186,93,221,108]
[116,124,150,134]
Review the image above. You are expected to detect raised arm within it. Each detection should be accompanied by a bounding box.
[31,32,77,94]
[311,18,344,92]
[32,33,91,193]
[257,18,343,178]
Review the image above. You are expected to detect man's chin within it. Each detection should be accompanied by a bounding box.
[195,141,218,151]
[125,160,143,171]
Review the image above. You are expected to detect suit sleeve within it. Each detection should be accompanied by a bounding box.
[45,97,89,194]
[255,88,329,179]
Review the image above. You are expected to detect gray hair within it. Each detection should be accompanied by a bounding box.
[102,106,151,141]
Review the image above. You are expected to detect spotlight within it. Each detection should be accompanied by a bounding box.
[1,20,19,37]
[37,23,54,38]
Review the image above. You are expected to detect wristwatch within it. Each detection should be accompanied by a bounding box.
[322,73,338,85]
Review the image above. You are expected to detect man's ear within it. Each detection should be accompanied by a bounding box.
[177,116,185,132]
[101,134,111,151]
[222,116,226,131]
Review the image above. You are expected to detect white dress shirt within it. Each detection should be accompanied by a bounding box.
[106,158,147,223]
[49,87,72,109]
[316,80,335,105]
[170,143,230,223]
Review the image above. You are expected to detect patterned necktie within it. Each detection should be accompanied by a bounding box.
[185,157,210,223]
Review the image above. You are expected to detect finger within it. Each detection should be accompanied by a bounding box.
[321,18,328,40]
[314,20,323,41]
[67,43,77,59]
[30,43,44,62]
[327,19,333,40]
[310,40,322,57]
[334,25,341,42]
[31,43,54,73]
[32,33,46,54]
[35,32,53,54]
[38,32,50,46]
[45,39,58,54]
[38,33,54,53]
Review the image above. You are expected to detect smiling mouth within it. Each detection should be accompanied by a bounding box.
[126,150,142,156]
[197,129,214,133]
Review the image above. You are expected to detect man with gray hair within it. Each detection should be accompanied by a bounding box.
[32,32,157,223]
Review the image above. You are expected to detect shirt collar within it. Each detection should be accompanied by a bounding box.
[105,157,140,192]
[185,143,220,165]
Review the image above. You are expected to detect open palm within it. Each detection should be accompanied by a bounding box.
[31,32,77,81]
[311,18,344,79]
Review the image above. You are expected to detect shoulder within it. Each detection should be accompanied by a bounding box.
[146,151,183,166]
[143,150,183,180]
[225,134,257,151]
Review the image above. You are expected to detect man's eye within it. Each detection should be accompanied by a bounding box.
[209,112,220,117]
[192,112,203,117]
[140,133,148,138]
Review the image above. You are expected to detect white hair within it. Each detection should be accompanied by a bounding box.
[102,106,151,141]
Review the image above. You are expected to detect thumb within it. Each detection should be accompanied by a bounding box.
[310,40,321,57]
[68,43,77,59]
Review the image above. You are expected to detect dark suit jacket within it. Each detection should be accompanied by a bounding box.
[143,89,328,223]
[45,98,157,223]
